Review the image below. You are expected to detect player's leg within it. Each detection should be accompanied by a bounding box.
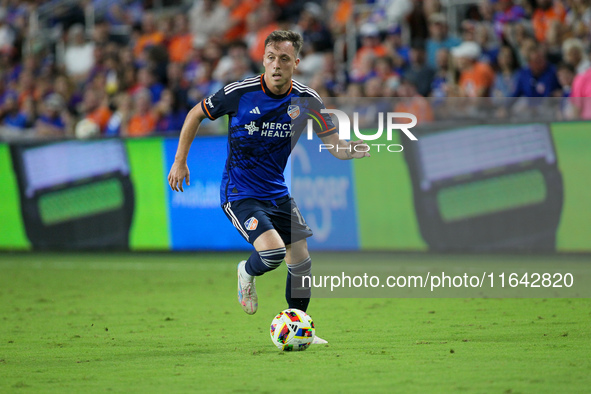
[285,239,312,312]
[237,229,286,315]
[286,238,327,344]
[224,200,286,314]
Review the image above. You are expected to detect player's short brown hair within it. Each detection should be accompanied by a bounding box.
[264,30,304,58]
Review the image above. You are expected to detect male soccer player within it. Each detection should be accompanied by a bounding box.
[168,30,369,343]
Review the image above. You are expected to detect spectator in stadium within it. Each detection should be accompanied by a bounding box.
[351,23,388,82]
[492,0,526,38]
[394,78,434,123]
[36,93,70,136]
[384,24,410,68]
[492,45,520,99]
[155,88,187,133]
[556,62,576,119]
[247,3,281,64]
[131,67,164,104]
[431,48,451,99]
[453,41,495,97]
[425,13,461,68]
[133,11,165,57]
[189,0,230,41]
[562,38,590,75]
[403,41,435,97]
[570,63,591,119]
[297,2,333,54]
[127,88,157,136]
[76,88,112,134]
[213,40,257,84]
[63,24,95,83]
[168,14,193,64]
[557,62,575,97]
[512,46,561,97]
[105,92,133,136]
[0,8,16,53]
[532,0,566,44]
[1,92,34,129]
[166,62,190,111]
[53,74,81,115]
[295,40,327,85]
[364,76,384,98]
[565,0,591,39]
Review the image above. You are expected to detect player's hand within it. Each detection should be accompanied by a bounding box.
[348,140,371,159]
[168,161,190,192]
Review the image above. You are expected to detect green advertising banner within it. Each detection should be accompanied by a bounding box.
[551,122,591,252]
[125,138,169,250]
[0,143,30,250]
[353,133,426,251]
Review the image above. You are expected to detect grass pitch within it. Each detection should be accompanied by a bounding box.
[1,252,590,393]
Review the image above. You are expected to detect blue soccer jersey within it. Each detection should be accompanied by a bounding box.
[200,74,336,204]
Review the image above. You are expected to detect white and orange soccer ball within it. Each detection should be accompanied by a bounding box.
[270,308,315,351]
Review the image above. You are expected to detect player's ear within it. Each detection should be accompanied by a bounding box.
[294,58,300,69]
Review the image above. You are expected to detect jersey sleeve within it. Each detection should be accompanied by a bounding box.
[200,87,234,120]
[306,92,337,138]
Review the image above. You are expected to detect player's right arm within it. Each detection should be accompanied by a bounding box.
[168,103,207,192]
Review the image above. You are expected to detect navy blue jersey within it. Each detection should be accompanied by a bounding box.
[201,74,336,204]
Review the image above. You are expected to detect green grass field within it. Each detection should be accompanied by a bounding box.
[1,252,590,393]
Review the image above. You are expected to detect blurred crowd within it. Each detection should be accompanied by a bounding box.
[0,0,590,138]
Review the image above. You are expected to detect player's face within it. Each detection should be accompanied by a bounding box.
[263,41,299,88]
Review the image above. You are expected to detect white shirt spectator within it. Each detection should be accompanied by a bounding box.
[189,0,229,40]
[64,25,95,78]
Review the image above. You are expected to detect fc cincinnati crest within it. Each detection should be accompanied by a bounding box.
[244,217,258,231]
[287,105,300,119]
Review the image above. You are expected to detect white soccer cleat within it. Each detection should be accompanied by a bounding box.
[237,261,258,315]
[311,336,328,345]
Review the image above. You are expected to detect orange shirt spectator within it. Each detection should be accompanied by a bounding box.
[128,112,157,136]
[87,106,112,133]
[134,31,165,57]
[168,14,193,63]
[394,81,434,123]
[127,89,157,136]
[352,24,388,80]
[134,12,165,57]
[168,34,193,63]
[224,0,260,43]
[532,1,566,43]
[250,23,280,63]
[459,62,495,97]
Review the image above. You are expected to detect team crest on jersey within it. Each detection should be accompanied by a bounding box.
[244,217,258,231]
[287,105,300,119]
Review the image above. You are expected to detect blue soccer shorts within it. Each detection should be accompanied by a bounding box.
[222,195,313,246]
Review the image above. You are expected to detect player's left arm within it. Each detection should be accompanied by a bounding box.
[319,132,370,160]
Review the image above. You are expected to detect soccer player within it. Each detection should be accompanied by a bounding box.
[168,30,369,343]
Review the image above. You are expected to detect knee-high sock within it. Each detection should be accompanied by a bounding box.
[286,256,312,312]
[244,247,286,276]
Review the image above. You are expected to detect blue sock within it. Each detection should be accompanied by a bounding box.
[245,247,286,276]
[286,256,312,312]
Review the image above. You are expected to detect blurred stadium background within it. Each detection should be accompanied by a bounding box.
[0,0,590,253]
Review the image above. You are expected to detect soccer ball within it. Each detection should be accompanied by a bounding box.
[270,308,315,351]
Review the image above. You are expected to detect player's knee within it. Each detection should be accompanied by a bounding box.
[258,247,286,271]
